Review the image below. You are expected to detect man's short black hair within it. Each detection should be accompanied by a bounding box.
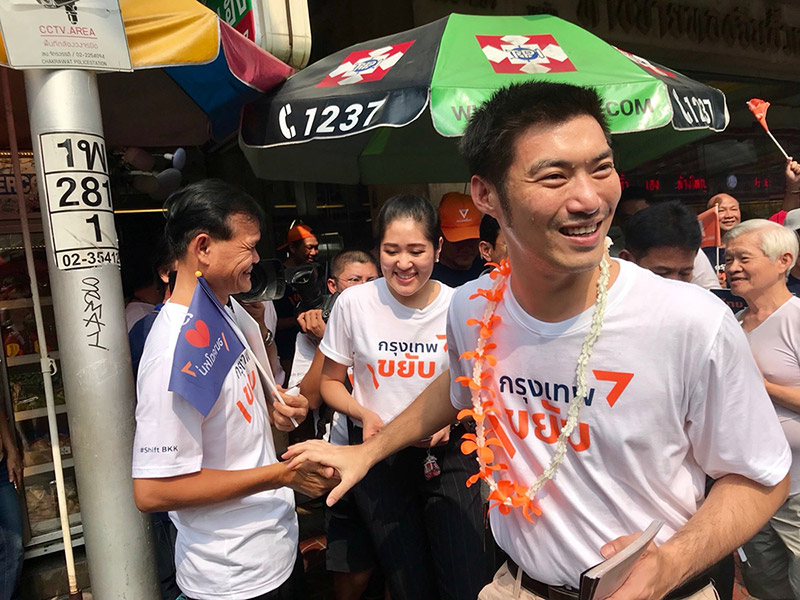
[479,215,500,246]
[330,249,378,278]
[164,179,265,259]
[624,201,701,257]
[459,82,610,219]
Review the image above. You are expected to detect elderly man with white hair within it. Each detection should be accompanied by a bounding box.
[726,219,800,599]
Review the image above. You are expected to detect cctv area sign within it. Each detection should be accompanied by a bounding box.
[0,0,131,71]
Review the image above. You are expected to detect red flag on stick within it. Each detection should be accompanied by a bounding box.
[747,98,771,132]
[747,98,789,159]
[698,205,720,248]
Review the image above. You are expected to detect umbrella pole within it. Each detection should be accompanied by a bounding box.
[22,68,159,600]
[1,67,81,598]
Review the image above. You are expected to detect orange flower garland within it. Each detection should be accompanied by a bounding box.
[457,252,612,523]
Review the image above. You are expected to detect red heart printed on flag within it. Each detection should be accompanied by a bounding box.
[185,320,210,348]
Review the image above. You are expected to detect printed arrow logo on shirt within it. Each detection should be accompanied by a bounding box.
[592,370,634,408]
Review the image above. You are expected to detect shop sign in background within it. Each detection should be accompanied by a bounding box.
[201,0,258,41]
[0,0,131,71]
[0,157,40,220]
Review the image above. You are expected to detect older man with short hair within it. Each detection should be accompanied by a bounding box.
[132,180,336,600]
[726,219,800,600]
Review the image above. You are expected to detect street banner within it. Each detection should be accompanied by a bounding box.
[697,206,720,248]
[0,0,131,71]
[169,276,245,417]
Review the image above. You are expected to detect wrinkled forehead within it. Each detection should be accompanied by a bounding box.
[726,231,766,255]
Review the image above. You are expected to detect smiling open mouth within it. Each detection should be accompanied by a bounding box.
[561,223,599,237]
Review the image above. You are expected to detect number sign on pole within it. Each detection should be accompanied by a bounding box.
[38,132,119,271]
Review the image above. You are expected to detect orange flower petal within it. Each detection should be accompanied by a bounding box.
[456,408,476,421]
[461,440,478,455]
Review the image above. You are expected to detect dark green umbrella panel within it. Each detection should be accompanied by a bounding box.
[240,14,729,184]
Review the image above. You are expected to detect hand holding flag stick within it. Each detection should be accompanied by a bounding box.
[748,98,790,160]
[244,346,300,429]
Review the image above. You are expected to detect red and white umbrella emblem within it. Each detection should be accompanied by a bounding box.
[476,34,576,74]
[317,41,415,87]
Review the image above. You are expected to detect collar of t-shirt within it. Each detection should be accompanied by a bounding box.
[373,277,452,319]
[502,258,632,337]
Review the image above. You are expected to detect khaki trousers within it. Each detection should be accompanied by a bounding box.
[478,562,720,600]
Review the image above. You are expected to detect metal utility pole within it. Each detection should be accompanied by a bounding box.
[24,68,159,599]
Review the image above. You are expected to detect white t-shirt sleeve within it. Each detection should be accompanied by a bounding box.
[287,333,319,388]
[691,249,720,290]
[263,300,278,333]
[319,296,354,367]
[447,293,473,411]
[686,309,791,486]
[132,353,204,478]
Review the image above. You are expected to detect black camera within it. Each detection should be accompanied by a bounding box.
[286,263,338,322]
[235,259,286,303]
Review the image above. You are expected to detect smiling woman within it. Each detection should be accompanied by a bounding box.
[316,195,489,599]
[377,196,442,309]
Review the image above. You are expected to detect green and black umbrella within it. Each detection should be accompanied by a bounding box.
[240,14,729,184]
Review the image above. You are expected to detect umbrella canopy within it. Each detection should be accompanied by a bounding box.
[240,13,729,184]
[0,0,293,148]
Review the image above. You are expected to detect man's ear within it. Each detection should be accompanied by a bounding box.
[470,174,499,219]
[191,233,212,268]
[618,248,635,263]
[478,240,493,262]
[778,251,794,274]
[327,277,337,294]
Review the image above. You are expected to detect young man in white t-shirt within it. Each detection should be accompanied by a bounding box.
[284,82,791,600]
[132,180,337,600]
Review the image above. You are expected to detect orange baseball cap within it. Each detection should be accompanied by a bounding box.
[439,192,480,242]
[279,224,316,249]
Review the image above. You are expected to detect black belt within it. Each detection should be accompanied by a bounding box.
[507,560,713,600]
[507,560,578,600]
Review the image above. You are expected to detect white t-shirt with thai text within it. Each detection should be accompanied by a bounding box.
[739,296,800,495]
[320,278,453,425]
[132,299,297,600]
[449,260,790,587]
